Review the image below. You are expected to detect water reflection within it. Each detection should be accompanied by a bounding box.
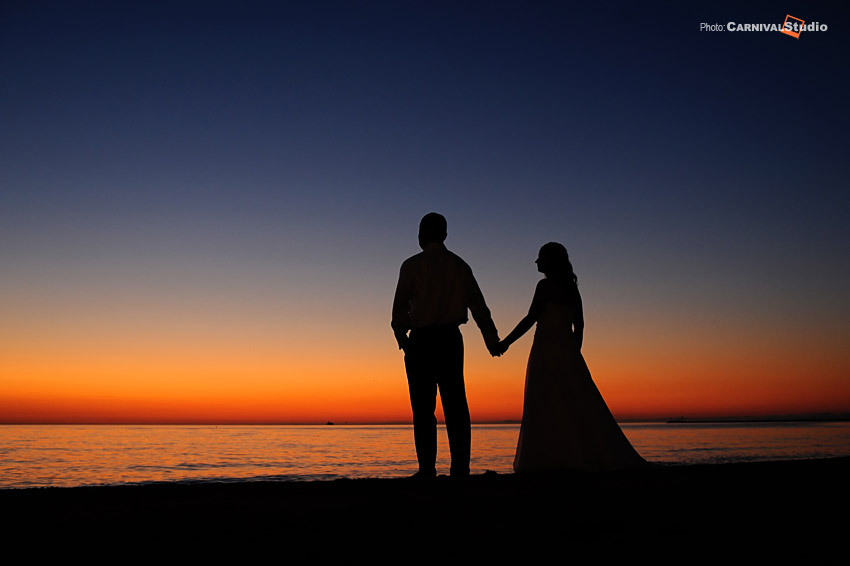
[624,421,850,465]
[1,422,849,488]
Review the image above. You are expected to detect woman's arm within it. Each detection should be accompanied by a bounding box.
[497,280,548,354]
[573,289,584,350]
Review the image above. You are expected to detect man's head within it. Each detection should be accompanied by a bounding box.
[418,212,448,249]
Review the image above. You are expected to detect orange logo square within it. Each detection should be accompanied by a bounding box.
[781,14,805,38]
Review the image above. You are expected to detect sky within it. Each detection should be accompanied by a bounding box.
[2,1,848,424]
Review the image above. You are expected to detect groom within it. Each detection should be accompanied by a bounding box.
[391,212,500,479]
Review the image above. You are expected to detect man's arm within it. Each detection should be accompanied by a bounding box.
[391,264,412,350]
[466,267,499,352]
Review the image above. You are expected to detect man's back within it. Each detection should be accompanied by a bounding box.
[392,243,497,347]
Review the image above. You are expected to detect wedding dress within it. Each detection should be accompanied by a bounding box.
[514,302,646,472]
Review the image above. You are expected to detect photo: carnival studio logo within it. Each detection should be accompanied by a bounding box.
[700,14,828,38]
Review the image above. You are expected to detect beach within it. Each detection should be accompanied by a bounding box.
[4,457,846,556]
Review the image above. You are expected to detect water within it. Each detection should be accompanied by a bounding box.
[1,422,849,489]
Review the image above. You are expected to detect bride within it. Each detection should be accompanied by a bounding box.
[495,242,647,472]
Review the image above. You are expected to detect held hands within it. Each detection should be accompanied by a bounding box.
[488,340,509,357]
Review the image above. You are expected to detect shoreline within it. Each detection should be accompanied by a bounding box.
[4,456,847,553]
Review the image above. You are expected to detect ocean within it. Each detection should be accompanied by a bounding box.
[2,422,849,489]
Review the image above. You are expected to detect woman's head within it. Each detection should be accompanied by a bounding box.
[536,242,577,283]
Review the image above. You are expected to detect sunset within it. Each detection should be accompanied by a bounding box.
[2,2,849,554]
[3,2,847,427]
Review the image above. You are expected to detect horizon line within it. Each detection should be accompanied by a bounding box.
[3,413,849,426]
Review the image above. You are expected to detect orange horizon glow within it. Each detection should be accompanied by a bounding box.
[3,279,849,425]
[3,330,848,424]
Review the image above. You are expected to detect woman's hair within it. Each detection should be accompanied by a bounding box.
[539,242,578,285]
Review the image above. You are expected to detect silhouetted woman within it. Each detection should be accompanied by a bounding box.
[496,243,646,472]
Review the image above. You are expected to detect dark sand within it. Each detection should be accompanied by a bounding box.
[4,458,847,556]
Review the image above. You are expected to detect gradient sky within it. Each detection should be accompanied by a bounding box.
[2,1,849,423]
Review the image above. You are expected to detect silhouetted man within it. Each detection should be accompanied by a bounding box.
[392,212,500,479]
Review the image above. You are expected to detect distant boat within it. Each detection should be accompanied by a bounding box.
[326,421,334,425]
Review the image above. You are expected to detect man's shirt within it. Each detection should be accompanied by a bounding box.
[392,243,498,347]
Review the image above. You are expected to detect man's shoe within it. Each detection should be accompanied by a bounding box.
[407,469,437,481]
